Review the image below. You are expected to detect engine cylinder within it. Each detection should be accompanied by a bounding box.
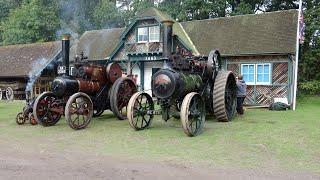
[152,69,203,99]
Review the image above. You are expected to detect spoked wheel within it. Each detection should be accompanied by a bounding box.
[6,87,14,100]
[213,71,237,122]
[65,92,93,130]
[33,92,62,126]
[181,92,206,137]
[16,112,26,125]
[29,113,37,125]
[110,77,137,120]
[93,109,104,117]
[127,92,154,130]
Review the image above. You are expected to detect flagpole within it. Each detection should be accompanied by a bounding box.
[293,0,303,110]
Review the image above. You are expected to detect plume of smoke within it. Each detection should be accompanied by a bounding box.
[25,58,53,92]
[56,27,79,40]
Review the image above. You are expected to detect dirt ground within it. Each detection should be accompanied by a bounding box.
[0,140,318,180]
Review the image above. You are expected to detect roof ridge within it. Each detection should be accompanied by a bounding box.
[0,41,59,49]
[180,9,298,24]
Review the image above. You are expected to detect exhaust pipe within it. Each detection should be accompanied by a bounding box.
[61,34,71,75]
[161,20,174,68]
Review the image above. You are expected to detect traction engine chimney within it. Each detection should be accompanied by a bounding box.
[61,34,71,75]
[161,20,174,68]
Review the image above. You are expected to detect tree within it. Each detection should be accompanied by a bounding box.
[174,0,227,21]
[93,0,123,29]
[300,0,320,81]
[158,0,183,20]
[1,0,60,45]
[230,1,254,16]
[265,0,299,12]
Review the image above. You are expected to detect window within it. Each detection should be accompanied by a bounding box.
[149,26,160,42]
[256,64,271,84]
[137,26,160,43]
[138,27,148,42]
[241,64,255,84]
[241,63,271,85]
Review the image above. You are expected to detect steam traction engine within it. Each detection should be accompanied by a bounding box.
[33,34,137,130]
[127,50,237,137]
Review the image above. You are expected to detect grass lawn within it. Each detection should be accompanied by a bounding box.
[0,96,319,174]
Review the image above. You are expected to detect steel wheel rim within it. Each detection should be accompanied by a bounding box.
[188,96,204,134]
[133,94,153,129]
[67,95,93,129]
[181,93,205,136]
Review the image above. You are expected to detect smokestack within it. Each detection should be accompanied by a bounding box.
[62,34,71,75]
[161,20,174,67]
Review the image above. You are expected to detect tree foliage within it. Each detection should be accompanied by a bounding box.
[93,0,122,29]
[1,0,60,45]
[300,0,320,81]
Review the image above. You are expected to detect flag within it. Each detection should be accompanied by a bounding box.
[299,8,305,44]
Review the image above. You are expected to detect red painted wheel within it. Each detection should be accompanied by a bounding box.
[110,77,137,120]
[33,92,62,126]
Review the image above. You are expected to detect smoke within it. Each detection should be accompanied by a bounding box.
[56,27,79,40]
[55,0,95,39]
[25,58,53,92]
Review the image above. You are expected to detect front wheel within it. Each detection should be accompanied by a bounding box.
[16,112,26,125]
[181,92,205,137]
[65,92,93,130]
[33,92,62,126]
[127,92,154,130]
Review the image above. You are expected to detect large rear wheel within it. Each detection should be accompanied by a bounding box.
[213,71,237,122]
[110,77,137,120]
[181,92,205,137]
[33,92,62,126]
[65,92,93,130]
[127,92,154,130]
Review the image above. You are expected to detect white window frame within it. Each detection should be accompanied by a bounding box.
[137,27,148,43]
[241,63,272,85]
[241,64,256,85]
[149,26,160,42]
[256,63,272,85]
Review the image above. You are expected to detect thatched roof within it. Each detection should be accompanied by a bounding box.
[178,10,298,56]
[0,41,60,78]
[70,28,124,61]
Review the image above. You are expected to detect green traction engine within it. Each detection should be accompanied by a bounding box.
[127,50,237,137]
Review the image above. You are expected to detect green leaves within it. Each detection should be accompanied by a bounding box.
[1,0,59,45]
[93,0,123,29]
